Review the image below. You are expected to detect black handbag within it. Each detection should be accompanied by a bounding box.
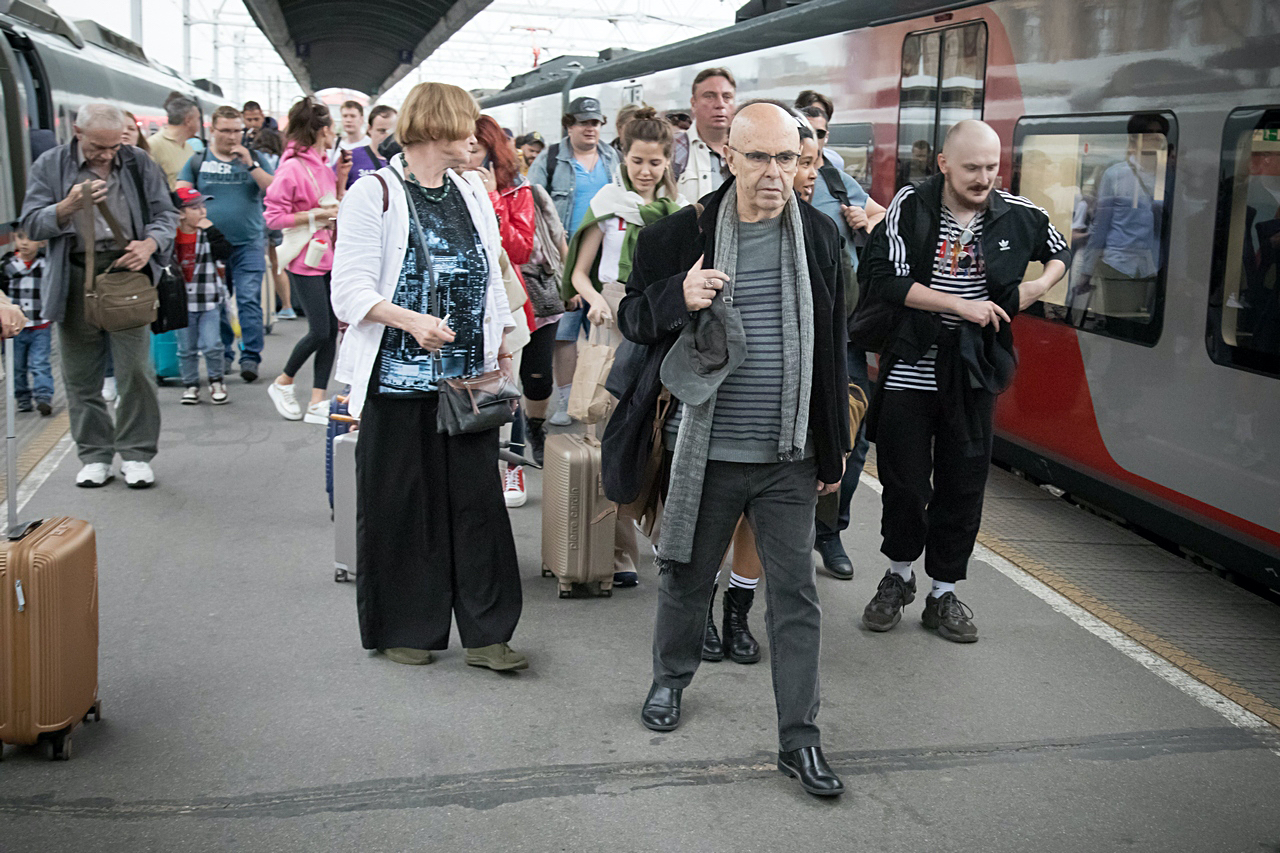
[151,261,189,333]
[393,171,519,435]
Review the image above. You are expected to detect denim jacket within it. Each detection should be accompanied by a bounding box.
[526,138,620,234]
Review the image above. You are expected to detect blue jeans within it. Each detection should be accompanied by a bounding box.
[554,306,590,342]
[13,325,54,403]
[219,240,266,368]
[816,346,872,540]
[177,308,224,386]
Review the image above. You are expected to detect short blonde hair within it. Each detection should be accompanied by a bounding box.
[397,82,479,146]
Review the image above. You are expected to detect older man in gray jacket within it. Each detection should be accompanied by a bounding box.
[20,103,177,488]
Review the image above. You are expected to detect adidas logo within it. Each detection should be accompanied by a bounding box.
[998,239,1010,251]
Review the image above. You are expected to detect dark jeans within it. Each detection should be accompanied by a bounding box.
[356,392,522,650]
[283,272,337,390]
[13,325,54,403]
[816,346,871,541]
[652,457,823,751]
[876,388,994,583]
[219,240,267,368]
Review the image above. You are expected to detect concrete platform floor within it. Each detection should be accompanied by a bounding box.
[1,321,1278,852]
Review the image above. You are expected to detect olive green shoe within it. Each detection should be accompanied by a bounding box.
[465,642,528,671]
[381,647,434,665]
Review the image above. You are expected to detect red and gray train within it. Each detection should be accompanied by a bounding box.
[483,0,1280,590]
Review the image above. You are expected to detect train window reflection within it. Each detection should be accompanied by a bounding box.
[896,23,986,190]
[1208,108,1280,379]
[826,122,874,194]
[1014,113,1175,347]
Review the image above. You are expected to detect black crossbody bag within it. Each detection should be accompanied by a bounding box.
[391,171,518,435]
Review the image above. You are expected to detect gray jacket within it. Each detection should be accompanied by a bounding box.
[20,141,178,323]
[526,137,620,235]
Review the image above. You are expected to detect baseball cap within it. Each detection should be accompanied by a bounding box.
[568,96,604,123]
[175,187,213,207]
[517,131,545,147]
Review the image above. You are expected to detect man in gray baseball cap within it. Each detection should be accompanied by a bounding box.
[525,95,620,431]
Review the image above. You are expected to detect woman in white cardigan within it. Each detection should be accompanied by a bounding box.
[330,83,526,671]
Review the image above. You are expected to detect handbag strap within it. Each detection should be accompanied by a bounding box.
[77,184,98,294]
[95,201,133,251]
[389,169,440,318]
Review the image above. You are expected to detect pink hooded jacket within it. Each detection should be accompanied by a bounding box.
[264,142,337,275]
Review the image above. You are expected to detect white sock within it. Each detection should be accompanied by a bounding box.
[557,384,572,407]
[931,580,956,598]
[729,571,758,590]
[890,560,913,581]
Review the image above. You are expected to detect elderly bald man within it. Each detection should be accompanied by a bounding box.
[857,119,1070,642]
[20,102,178,489]
[604,103,850,796]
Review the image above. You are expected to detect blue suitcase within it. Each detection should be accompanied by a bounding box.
[325,391,357,511]
[150,330,180,385]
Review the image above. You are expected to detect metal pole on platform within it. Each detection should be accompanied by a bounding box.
[182,0,191,78]
[131,0,142,44]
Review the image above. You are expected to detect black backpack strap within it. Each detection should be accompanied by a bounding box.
[364,145,382,169]
[818,157,849,207]
[545,142,560,187]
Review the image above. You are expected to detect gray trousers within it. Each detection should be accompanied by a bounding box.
[652,457,823,751]
[60,258,161,465]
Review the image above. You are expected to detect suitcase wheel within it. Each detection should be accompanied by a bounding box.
[599,587,613,598]
[541,568,553,578]
[49,730,72,761]
[83,700,102,724]
[335,568,351,583]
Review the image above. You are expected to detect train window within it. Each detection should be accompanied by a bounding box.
[1013,112,1176,347]
[1207,108,1280,378]
[896,22,987,190]
[826,123,874,194]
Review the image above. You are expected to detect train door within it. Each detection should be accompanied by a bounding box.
[0,34,30,226]
[895,22,988,190]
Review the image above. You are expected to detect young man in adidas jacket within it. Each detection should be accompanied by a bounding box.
[857,120,1070,643]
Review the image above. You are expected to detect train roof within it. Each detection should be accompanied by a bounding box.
[479,0,983,109]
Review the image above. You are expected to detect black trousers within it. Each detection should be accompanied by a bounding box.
[356,393,523,650]
[876,389,994,583]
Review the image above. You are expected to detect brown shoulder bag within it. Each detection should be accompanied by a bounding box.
[79,183,158,332]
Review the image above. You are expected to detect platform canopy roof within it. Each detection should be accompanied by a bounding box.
[241,0,492,99]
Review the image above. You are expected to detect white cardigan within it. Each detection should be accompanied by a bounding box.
[330,158,515,418]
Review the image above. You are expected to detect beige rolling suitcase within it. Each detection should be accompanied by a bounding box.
[541,432,615,598]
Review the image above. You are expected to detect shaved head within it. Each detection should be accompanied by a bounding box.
[939,120,1002,212]
[728,103,801,221]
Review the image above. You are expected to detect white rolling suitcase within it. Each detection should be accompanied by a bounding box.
[332,431,358,582]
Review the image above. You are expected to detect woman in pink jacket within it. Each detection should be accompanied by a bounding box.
[263,98,351,424]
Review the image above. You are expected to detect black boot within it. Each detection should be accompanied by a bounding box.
[722,586,762,664]
[702,585,724,662]
[526,417,547,468]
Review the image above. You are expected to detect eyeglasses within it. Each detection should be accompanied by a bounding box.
[728,145,800,170]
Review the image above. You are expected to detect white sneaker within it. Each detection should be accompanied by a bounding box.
[303,400,329,425]
[120,460,155,489]
[181,386,200,405]
[548,385,574,426]
[75,462,113,488]
[210,380,229,405]
[102,377,118,403]
[267,380,303,421]
[503,464,527,508]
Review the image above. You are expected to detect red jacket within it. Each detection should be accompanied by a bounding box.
[490,182,536,328]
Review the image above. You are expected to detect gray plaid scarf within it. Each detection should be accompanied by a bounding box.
[656,192,813,572]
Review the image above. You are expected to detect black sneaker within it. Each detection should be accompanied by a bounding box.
[862,569,916,632]
[526,417,547,468]
[36,401,52,416]
[922,592,978,643]
[240,364,259,383]
[16,399,33,413]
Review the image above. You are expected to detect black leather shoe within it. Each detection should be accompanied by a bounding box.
[815,536,854,580]
[778,746,844,797]
[722,586,761,663]
[641,683,682,732]
[702,585,724,662]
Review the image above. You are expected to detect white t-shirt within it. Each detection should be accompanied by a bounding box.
[597,216,628,284]
[329,135,372,165]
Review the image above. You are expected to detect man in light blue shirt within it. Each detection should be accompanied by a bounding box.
[526,96,620,424]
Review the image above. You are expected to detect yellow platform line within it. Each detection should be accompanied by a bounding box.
[862,455,1280,729]
[0,410,70,498]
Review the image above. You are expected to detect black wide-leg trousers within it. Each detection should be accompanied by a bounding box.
[876,388,995,583]
[356,392,523,651]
